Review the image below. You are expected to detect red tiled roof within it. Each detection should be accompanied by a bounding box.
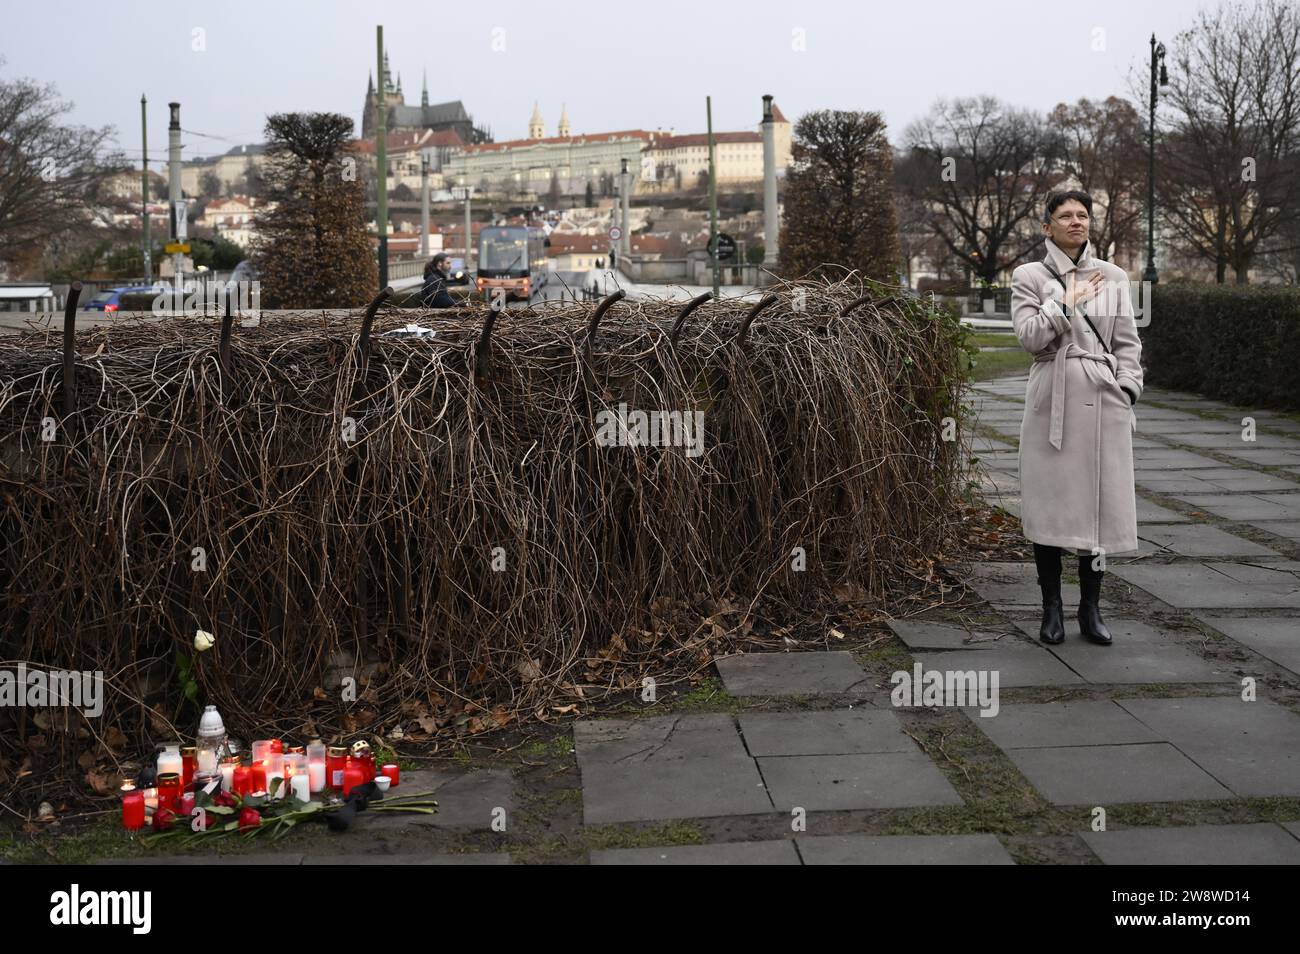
[770,102,788,123]
[652,131,762,149]
[547,233,608,253]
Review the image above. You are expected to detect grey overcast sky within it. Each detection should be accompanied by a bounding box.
[3,0,1199,168]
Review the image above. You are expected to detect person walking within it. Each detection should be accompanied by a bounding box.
[420,253,456,308]
[1011,191,1144,647]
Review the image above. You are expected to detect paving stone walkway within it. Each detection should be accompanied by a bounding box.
[571,378,1300,864]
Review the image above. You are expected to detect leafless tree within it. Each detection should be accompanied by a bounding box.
[1157,0,1300,283]
[0,59,118,275]
[899,97,1055,285]
[1045,97,1145,266]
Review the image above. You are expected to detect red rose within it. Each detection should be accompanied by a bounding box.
[151,807,176,831]
[213,791,237,808]
[238,807,261,830]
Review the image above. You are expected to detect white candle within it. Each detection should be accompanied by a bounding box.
[197,748,218,777]
[219,762,236,792]
[308,762,326,793]
[156,745,182,779]
[290,773,310,801]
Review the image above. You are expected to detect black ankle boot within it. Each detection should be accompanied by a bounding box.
[1078,560,1113,646]
[1033,543,1065,644]
[1038,578,1065,644]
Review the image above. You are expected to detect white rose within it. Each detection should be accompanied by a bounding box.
[194,629,215,652]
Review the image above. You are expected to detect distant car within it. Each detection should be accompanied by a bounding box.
[82,286,157,313]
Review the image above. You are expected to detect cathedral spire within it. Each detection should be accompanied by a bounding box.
[558,103,571,138]
[529,101,545,139]
[421,69,429,107]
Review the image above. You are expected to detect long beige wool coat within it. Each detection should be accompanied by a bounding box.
[1011,238,1144,556]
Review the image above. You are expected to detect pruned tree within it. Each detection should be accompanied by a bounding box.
[1156,0,1300,283]
[1046,97,1145,265]
[780,109,901,283]
[0,58,118,276]
[251,112,377,308]
[898,97,1054,285]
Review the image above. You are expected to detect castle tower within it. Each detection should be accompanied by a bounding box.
[558,103,571,138]
[529,101,545,140]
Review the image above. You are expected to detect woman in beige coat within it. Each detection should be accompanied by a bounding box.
[1010,191,1143,647]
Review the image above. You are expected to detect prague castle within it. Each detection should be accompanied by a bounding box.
[361,52,492,145]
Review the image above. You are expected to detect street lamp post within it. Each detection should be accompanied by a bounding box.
[1143,33,1168,286]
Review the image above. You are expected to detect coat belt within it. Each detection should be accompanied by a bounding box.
[1032,343,1136,451]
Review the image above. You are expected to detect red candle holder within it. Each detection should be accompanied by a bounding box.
[342,758,365,797]
[121,786,145,830]
[381,764,400,788]
[181,746,197,786]
[249,761,267,793]
[270,739,284,755]
[232,764,252,797]
[156,772,182,812]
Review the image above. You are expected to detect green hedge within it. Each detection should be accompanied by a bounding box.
[1144,285,1300,409]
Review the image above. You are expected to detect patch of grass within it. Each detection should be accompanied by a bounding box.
[963,348,1035,382]
[968,332,1019,349]
[0,816,149,865]
[518,735,575,761]
[657,677,745,713]
[582,821,705,851]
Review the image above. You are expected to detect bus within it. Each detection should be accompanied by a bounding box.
[476,226,549,302]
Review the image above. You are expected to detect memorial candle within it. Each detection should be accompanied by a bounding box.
[327,746,347,790]
[219,756,240,792]
[307,740,327,793]
[181,746,197,786]
[157,772,182,812]
[121,785,145,831]
[342,758,364,797]
[249,761,267,793]
[232,764,252,797]
[381,764,400,788]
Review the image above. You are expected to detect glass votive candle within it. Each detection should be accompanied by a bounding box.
[219,756,240,792]
[181,746,197,786]
[251,740,274,766]
[326,746,347,790]
[121,784,145,830]
[283,753,309,801]
[156,744,183,780]
[156,772,182,812]
[249,760,267,793]
[381,764,400,788]
[307,740,327,793]
[232,764,252,797]
[141,787,159,810]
